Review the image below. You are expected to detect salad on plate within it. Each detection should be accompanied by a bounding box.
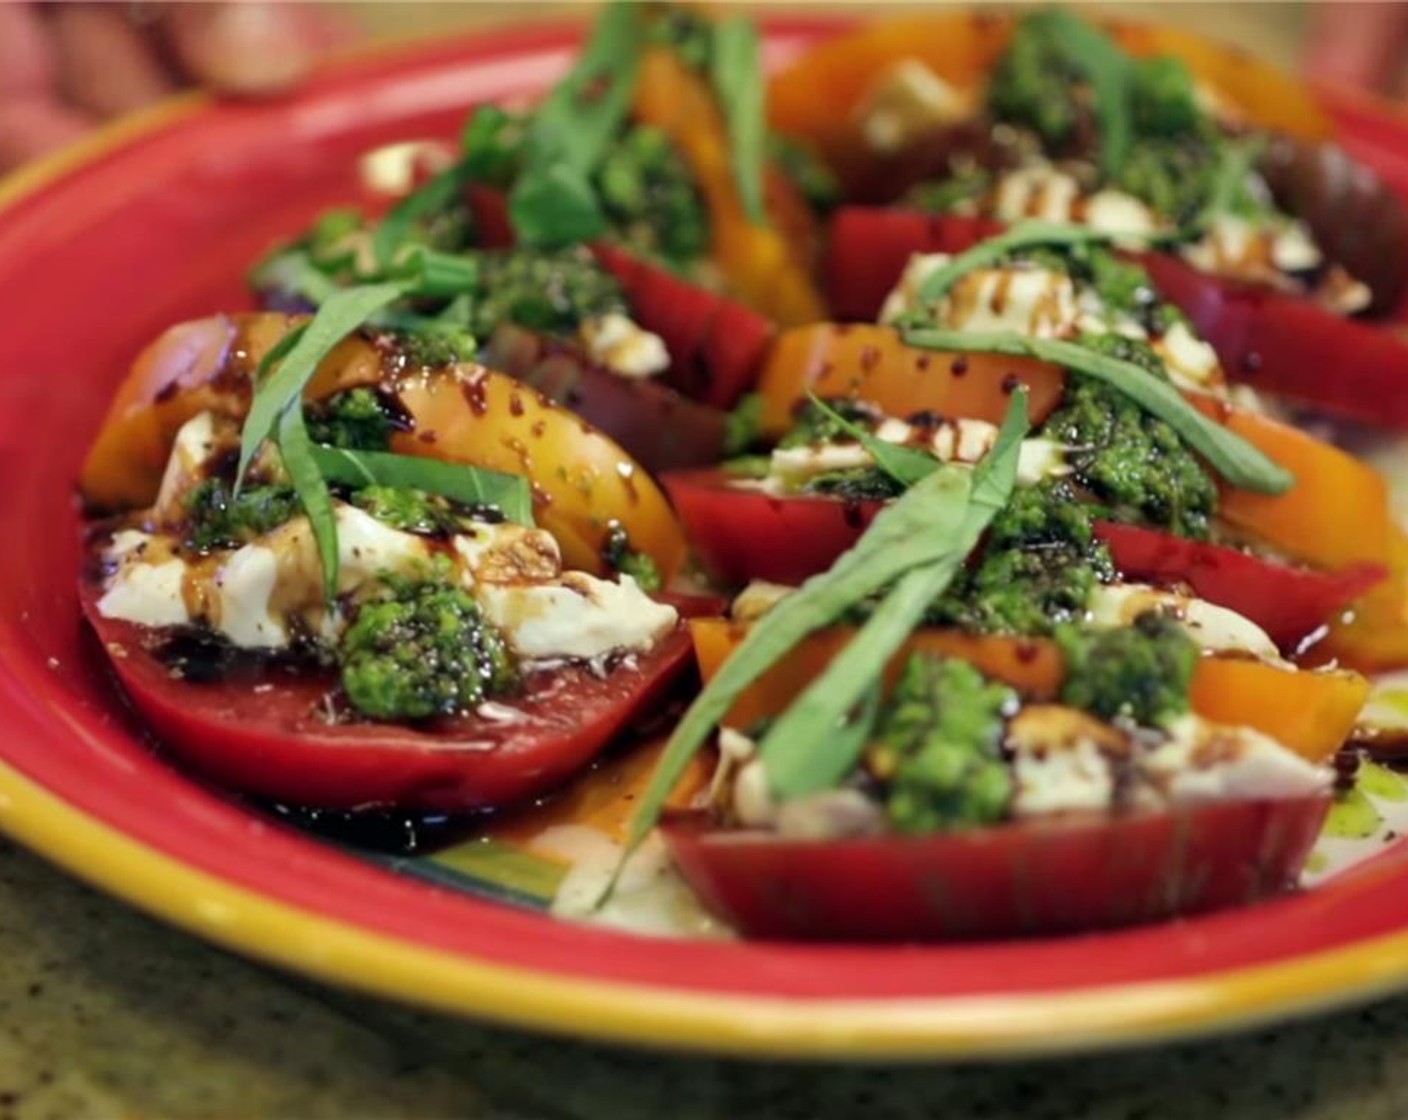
[76,3,1408,941]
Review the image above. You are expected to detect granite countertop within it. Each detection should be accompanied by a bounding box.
[3,834,1408,1120]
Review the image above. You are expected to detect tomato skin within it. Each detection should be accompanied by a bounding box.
[664,472,1381,651]
[77,313,688,581]
[459,191,776,410]
[81,583,695,812]
[663,469,883,587]
[480,324,727,475]
[1093,522,1387,652]
[824,209,1002,321]
[1140,253,1408,429]
[827,207,1408,430]
[693,619,1367,764]
[663,796,1330,941]
[589,243,775,409]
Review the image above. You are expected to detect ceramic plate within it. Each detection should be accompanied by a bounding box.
[5,20,1408,1060]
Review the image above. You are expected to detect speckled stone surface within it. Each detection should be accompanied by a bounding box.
[6,834,1408,1120]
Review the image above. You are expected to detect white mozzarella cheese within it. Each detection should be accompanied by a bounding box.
[97,531,190,630]
[857,58,969,153]
[476,573,677,664]
[579,312,671,379]
[1087,583,1281,660]
[1153,320,1221,388]
[1006,705,1127,817]
[1144,715,1332,802]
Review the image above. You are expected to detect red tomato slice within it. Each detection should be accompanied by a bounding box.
[590,243,775,409]
[464,188,775,409]
[481,324,727,475]
[81,583,695,812]
[1139,252,1408,428]
[1092,522,1387,652]
[826,207,1408,429]
[663,796,1330,941]
[663,468,883,586]
[662,470,1378,649]
[824,209,1002,321]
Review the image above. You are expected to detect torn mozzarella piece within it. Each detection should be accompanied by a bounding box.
[855,58,969,153]
[1006,705,1133,817]
[1143,715,1332,802]
[1087,583,1282,660]
[579,312,670,379]
[767,416,1068,490]
[97,531,189,630]
[476,573,676,664]
[1152,319,1222,390]
[880,254,1079,338]
[991,165,1159,242]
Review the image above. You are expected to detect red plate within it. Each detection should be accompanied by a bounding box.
[3,21,1408,1059]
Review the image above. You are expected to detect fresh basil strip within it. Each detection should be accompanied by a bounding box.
[237,283,410,490]
[371,163,471,270]
[393,247,480,299]
[711,16,767,225]
[310,446,535,527]
[615,401,1030,885]
[1041,9,1133,179]
[758,392,1027,798]
[277,404,342,601]
[912,221,1121,310]
[806,393,939,487]
[901,327,1294,495]
[510,1,645,248]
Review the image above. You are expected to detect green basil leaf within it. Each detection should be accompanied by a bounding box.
[1041,9,1132,179]
[614,440,996,878]
[372,163,470,270]
[509,165,608,249]
[510,2,644,248]
[757,392,1028,798]
[310,446,534,526]
[711,16,766,225]
[277,404,342,601]
[806,393,939,487]
[393,247,480,299]
[900,326,1294,495]
[1196,136,1269,233]
[912,221,1121,311]
[237,283,409,490]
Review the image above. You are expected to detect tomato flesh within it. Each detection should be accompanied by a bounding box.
[664,470,1377,650]
[664,796,1330,941]
[81,582,696,812]
[826,207,1408,429]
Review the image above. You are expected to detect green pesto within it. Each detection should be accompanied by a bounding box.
[306,388,395,452]
[349,486,469,537]
[339,576,517,721]
[1056,611,1197,727]
[601,524,663,592]
[470,247,626,338]
[986,12,1086,152]
[462,104,528,189]
[777,397,879,450]
[723,392,766,456]
[769,134,842,216]
[1128,55,1204,142]
[875,655,1015,833]
[648,5,715,72]
[800,467,906,501]
[906,167,992,215]
[597,124,711,268]
[393,323,478,369]
[928,480,1115,636]
[184,481,301,554]
[1040,370,1218,539]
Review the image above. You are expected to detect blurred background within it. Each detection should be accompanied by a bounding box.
[0,2,1365,178]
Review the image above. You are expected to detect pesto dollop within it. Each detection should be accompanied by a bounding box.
[1056,611,1198,727]
[870,654,1016,833]
[339,574,517,721]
